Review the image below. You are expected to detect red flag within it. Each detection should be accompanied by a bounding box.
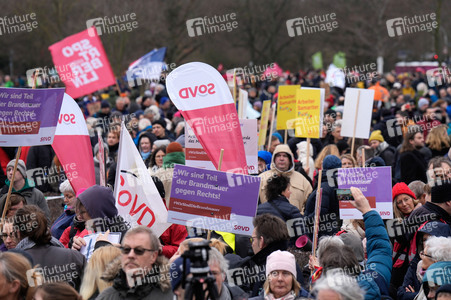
[48,28,115,99]
[52,93,96,194]
[166,62,247,174]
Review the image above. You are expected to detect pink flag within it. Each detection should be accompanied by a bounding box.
[263,62,283,78]
[52,93,96,194]
[166,62,247,174]
[48,28,115,99]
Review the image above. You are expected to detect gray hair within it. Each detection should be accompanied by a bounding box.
[313,269,364,300]
[408,181,426,200]
[144,105,161,121]
[123,226,160,251]
[425,236,451,261]
[332,120,343,132]
[317,236,344,264]
[208,247,228,274]
[59,179,74,194]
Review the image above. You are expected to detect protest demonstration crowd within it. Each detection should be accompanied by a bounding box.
[0,3,451,300]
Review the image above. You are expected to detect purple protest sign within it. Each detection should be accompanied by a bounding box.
[0,88,65,146]
[168,165,261,235]
[337,166,393,219]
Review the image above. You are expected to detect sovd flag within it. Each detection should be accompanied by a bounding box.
[48,28,115,99]
[166,62,247,174]
[114,123,170,237]
[126,47,167,87]
[52,93,96,194]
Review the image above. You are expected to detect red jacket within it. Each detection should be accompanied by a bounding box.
[160,224,187,259]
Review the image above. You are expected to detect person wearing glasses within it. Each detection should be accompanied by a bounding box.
[1,221,18,251]
[96,226,173,300]
[398,221,451,300]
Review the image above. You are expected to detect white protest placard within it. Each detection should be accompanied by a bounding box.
[185,119,258,174]
[80,232,121,260]
[341,88,375,139]
[238,89,248,119]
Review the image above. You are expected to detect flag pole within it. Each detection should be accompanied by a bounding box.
[207,148,225,241]
[350,90,361,158]
[267,103,276,151]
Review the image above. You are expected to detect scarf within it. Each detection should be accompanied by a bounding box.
[265,291,296,300]
[141,151,151,160]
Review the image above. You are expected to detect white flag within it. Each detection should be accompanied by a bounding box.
[114,123,170,237]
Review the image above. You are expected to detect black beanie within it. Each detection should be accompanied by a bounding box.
[431,181,451,204]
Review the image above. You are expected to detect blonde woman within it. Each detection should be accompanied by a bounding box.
[0,252,36,300]
[340,154,357,168]
[313,145,339,186]
[79,246,121,300]
[426,124,450,157]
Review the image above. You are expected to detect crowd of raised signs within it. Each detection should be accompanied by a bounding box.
[0,68,450,300]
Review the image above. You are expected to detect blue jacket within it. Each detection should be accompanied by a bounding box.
[50,208,75,240]
[257,195,302,222]
[357,210,392,300]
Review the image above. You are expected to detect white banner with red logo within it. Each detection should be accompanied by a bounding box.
[114,123,170,237]
[48,28,116,99]
[166,62,247,174]
[52,93,96,194]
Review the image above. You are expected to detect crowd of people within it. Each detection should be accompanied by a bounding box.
[0,66,450,300]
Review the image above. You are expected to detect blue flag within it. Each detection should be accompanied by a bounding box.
[126,47,167,87]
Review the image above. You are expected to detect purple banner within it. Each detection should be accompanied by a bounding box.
[0,88,65,146]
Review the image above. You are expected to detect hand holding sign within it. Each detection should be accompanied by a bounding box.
[349,187,372,215]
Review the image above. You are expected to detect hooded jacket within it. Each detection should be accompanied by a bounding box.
[137,131,157,168]
[258,145,313,212]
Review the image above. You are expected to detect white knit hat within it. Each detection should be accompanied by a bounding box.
[266,250,297,277]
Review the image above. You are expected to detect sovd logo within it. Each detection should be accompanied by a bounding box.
[58,113,76,125]
[179,83,215,99]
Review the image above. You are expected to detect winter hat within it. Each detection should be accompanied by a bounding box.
[159,97,170,106]
[78,185,117,219]
[338,233,364,263]
[266,250,297,277]
[253,101,262,109]
[366,157,386,167]
[152,119,167,129]
[101,100,111,108]
[431,181,451,204]
[436,284,451,298]
[296,141,313,157]
[7,159,27,179]
[423,261,451,285]
[369,130,384,143]
[258,151,272,166]
[393,82,402,89]
[418,98,429,109]
[170,257,191,291]
[175,134,186,148]
[166,142,183,154]
[322,155,342,170]
[392,182,416,201]
[272,132,283,143]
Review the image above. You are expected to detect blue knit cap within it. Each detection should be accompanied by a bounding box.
[322,155,342,170]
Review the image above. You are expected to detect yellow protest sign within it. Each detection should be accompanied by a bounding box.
[276,85,300,130]
[294,89,322,138]
[258,100,271,147]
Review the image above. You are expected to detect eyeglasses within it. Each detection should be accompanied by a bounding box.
[250,236,259,243]
[120,246,157,256]
[420,251,434,260]
[1,232,15,240]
